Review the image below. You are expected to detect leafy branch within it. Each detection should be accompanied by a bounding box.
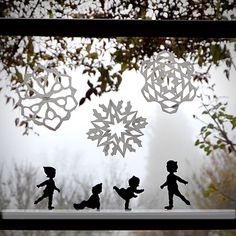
[194,96,236,155]
[1,0,236,135]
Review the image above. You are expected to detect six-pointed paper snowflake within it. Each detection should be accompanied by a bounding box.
[140,51,197,114]
[87,100,148,157]
[16,64,78,131]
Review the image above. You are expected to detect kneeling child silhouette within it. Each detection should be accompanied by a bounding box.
[73,183,102,210]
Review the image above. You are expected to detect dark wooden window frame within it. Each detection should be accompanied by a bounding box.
[1,210,236,230]
[0,18,236,37]
[0,18,236,231]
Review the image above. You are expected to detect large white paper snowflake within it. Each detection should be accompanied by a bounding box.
[16,64,78,131]
[87,100,148,157]
[140,51,197,114]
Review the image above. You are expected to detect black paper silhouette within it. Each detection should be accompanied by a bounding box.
[34,167,60,210]
[73,183,102,210]
[113,176,144,210]
[160,160,190,210]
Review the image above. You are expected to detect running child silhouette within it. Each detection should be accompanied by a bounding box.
[73,183,102,210]
[34,167,60,210]
[113,176,144,210]
[160,160,190,210]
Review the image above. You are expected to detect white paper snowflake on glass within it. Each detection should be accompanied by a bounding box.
[140,51,197,114]
[87,100,148,157]
[16,64,78,131]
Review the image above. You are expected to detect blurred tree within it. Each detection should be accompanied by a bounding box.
[192,152,236,209]
[131,153,236,236]
[0,162,123,235]
[132,230,217,236]
[190,151,236,236]
[0,0,236,134]
[192,90,236,235]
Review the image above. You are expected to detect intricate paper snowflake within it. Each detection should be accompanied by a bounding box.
[87,100,148,157]
[16,64,78,131]
[140,51,197,114]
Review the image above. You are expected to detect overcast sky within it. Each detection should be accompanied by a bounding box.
[0,49,236,209]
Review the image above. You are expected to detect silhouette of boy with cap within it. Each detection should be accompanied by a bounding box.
[34,166,60,210]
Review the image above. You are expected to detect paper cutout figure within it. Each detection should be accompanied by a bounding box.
[16,64,78,130]
[113,176,144,210]
[34,167,60,210]
[87,100,148,157]
[140,51,197,114]
[160,160,190,210]
[73,183,102,210]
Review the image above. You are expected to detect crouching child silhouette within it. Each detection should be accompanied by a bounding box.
[113,176,144,210]
[34,166,60,210]
[73,183,102,210]
[160,160,190,210]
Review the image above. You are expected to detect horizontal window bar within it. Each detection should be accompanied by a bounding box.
[1,210,236,230]
[2,209,235,220]
[0,18,236,38]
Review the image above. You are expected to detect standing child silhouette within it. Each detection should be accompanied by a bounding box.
[160,160,190,210]
[34,167,60,210]
[113,176,144,210]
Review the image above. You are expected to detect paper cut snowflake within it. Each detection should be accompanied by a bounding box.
[87,100,148,157]
[16,64,78,131]
[140,51,197,114]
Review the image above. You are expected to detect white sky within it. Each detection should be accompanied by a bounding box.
[0,50,236,209]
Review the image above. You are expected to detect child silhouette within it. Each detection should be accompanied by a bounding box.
[73,183,102,210]
[160,160,190,210]
[34,166,60,210]
[113,176,144,210]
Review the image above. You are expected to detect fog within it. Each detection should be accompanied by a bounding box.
[0,57,236,210]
